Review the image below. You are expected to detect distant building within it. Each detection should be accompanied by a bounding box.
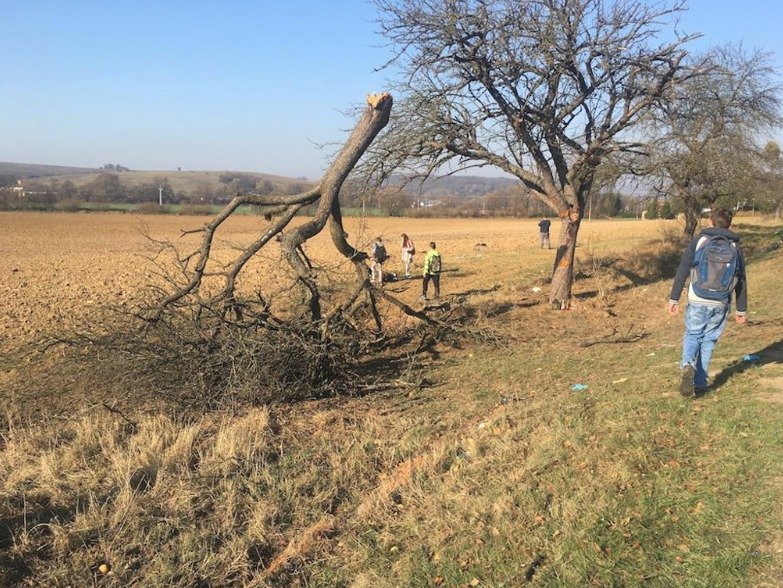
[415,198,442,208]
[12,179,24,197]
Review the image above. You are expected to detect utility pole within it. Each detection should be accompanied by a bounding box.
[158,184,163,206]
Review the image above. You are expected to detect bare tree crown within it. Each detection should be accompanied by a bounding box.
[371,0,695,213]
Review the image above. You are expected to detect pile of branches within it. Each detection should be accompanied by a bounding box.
[47,310,368,411]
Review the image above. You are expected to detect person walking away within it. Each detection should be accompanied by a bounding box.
[401,233,415,278]
[421,241,441,300]
[668,209,747,398]
[371,236,388,285]
[538,217,551,249]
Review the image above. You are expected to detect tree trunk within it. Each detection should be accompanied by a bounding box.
[549,212,582,309]
[684,208,699,237]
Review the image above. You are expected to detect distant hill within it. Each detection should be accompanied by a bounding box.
[2,162,312,196]
[0,162,100,178]
[390,174,520,198]
[2,161,520,199]
[40,169,309,195]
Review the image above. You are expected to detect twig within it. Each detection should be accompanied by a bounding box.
[579,330,649,348]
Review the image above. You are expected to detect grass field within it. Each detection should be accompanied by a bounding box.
[1,211,782,586]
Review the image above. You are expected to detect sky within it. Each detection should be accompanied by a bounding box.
[1,0,782,179]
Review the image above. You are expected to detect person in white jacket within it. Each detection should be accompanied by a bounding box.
[401,233,415,278]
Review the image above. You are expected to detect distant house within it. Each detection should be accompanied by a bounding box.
[12,179,24,197]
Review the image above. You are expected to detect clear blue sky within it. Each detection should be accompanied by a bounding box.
[1,0,781,179]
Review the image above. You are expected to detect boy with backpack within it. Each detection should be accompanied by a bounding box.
[421,241,441,300]
[668,209,747,398]
[371,236,388,285]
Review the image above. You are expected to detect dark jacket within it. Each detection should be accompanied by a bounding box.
[669,227,747,314]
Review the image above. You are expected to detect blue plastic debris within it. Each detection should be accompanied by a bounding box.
[571,384,589,392]
[742,354,761,363]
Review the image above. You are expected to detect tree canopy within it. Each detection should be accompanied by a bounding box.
[640,44,781,235]
[369,0,697,305]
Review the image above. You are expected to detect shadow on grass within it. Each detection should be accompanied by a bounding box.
[596,223,781,298]
[711,339,783,390]
[731,224,783,263]
[0,497,93,585]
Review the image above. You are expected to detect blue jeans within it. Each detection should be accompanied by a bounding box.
[681,303,729,388]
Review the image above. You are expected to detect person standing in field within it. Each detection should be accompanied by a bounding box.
[421,241,441,300]
[371,236,388,285]
[538,217,552,249]
[401,233,415,278]
[668,209,747,398]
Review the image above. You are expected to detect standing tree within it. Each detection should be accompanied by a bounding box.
[641,45,781,236]
[645,196,660,219]
[368,0,695,307]
[86,173,125,202]
[760,140,783,219]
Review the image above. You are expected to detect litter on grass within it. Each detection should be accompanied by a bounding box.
[612,377,629,384]
[571,384,589,392]
[743,354,761,362]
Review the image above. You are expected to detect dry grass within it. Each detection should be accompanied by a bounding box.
[1,211,782,586]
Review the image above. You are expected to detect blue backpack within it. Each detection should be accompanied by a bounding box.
[690,235,740,301]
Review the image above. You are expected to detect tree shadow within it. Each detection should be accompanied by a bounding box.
[574,290,598,300]
[710,339,783,390]
[608,224,781,295]
[611,246,682,289]
[0,498,90,585]
[448,284,502,302]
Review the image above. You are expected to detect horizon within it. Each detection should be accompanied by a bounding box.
[2,0,782,178]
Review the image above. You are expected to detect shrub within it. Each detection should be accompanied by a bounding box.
[55,199,85,212]
[135,202,174,215]
[179,204,215,216]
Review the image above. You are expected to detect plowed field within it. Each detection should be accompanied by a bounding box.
[0,211,665,354]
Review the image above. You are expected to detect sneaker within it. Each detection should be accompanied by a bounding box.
[680,365,696,398]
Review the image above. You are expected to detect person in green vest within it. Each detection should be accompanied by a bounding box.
[421,241,441,300]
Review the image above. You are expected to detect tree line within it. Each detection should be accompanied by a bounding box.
[0,172,314,211]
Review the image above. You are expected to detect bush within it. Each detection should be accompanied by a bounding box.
[56,199,85,212]
[135,202,174,215]
[179,204,215,216]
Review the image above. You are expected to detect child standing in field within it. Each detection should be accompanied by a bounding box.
[421,241,441,300]
[668,209,747,398]
[538,217,551,249]
[401,233,415,278]
[371,236,388,285]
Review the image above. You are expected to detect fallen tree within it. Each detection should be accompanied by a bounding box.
[29,94,498,411]
[105,93,458,407]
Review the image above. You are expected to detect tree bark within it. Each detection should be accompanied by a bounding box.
[549,208,582,309]
[279,93,393,320]
[149,94,394,326]
[684,208,699,237]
